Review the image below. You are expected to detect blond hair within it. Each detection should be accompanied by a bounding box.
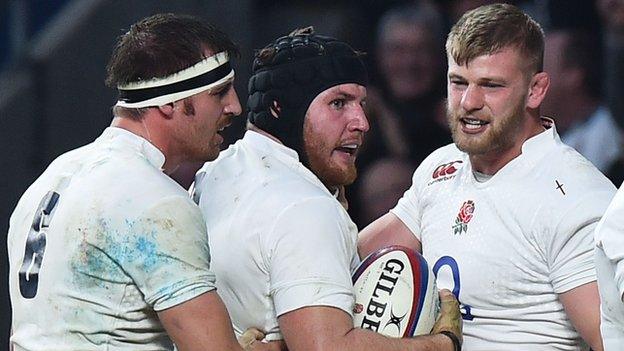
[446,3,544,73]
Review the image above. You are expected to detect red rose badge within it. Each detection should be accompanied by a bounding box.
[453,200,475,235]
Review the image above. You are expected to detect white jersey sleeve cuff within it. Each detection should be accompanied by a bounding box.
[390,206,421,241]
[150,276,217,311]
[552,268,596,294]
[272,279,354,318]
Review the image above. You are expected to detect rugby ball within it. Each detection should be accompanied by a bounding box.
[352,245,439,337]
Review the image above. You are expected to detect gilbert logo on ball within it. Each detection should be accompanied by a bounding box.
[352,246,439,337]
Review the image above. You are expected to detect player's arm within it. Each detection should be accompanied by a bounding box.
[158,291,242,350]
[278,289,461,351]
[559,282,604,351]
[158,291,285,351]
[358,212,421,259]
[133,197,282,351]
[359,160,426,258]
[549,189,615,351]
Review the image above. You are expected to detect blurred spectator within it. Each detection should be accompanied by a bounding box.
[542,28,623,174]
[376,3,444,105]
[439,0,506,22]
[358,2,450,168]
[357,157,416,227]
[350,3,451,227]
[598,0,624,185]
[599,0,624,128]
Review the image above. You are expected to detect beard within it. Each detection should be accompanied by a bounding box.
[302,126,358,189]
[446,95,526,155]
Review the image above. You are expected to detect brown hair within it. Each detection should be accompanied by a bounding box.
[446,3,544,74]
[255,26,315,66]
[106,13,238,119]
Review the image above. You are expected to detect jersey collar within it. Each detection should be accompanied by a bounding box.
[243,130,334,196]
[519,117,560,159]
[243,129,300,162]
[99,127,166,170]
[465,117,560,185]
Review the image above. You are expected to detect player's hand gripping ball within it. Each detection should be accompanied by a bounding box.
[352,245,439,337]
[238,328,265,350]
[238,328,288,351]
[432,289,463,349]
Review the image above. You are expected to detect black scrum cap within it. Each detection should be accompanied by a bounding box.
[247,29,367,160]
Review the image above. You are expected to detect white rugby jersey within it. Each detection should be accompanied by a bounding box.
[391,120,615,350]
[8,127,215,350]
[193,130,359,341]
[594,182,624,350]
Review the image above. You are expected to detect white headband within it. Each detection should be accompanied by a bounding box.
[115,51,234,108]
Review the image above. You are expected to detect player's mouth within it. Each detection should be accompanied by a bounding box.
[217,125,230,133]
[217,118,232,133]
[460,117,489,134]
[333,141,361,162]
[213,118,233,145]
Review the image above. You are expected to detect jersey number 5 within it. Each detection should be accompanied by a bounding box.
[18,191,60,299]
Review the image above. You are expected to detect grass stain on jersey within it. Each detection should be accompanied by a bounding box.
[135,236,158,271]
[70,216,170,290]
[70,223,128,290]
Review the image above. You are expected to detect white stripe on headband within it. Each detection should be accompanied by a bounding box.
[115,51,234,108]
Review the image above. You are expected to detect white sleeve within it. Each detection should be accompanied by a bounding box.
[267,196,356,317]
[595,185,624,300]
[548,191,613,293]
[390,167,425,241]
[111,196,216,311]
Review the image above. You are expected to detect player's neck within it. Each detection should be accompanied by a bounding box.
[469,149,520,175]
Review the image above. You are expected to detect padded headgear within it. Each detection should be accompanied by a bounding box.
[247,29,367,160]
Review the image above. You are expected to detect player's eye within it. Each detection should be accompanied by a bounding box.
[211,86,229,98]
[450,79,467,86]
[483,82,503,88]
[330,99,345,109]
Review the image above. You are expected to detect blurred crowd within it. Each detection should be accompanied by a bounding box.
[236,0,624,228]
[13,0,621,230]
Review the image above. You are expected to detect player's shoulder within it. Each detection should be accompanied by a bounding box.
[530,142,616,218]
[244,161,337,218]
[41,141,96,177]
[196,135,320,198]
[126,166,191,208]
[195,140,254,189]
[88,146,192,212]
[425,143,464,163]
[542,141,615,196]
[411,143,467,183]
[11,143,95,213]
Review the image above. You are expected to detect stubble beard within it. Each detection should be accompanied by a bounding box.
[180,98,220,163]
[302,129,357,189]
[446,97,526,156]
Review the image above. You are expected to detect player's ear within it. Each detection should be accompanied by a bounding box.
[527,71,549,109]
[269,100,281,118]
[158,103,175,119]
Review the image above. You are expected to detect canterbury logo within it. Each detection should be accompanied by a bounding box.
[432,161,463,179]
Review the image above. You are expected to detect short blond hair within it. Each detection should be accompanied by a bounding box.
[446,3,544,73]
